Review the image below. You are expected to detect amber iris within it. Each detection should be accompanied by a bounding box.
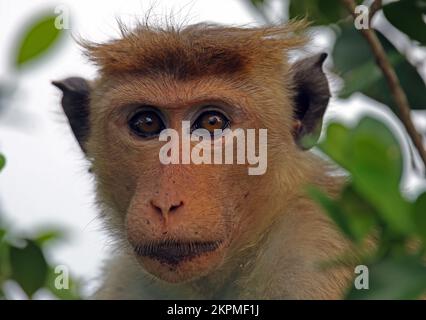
[129,111,165,137]
[193,111,230,135]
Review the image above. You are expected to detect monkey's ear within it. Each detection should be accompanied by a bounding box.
[291,53,331,150]
[52,77,91,153]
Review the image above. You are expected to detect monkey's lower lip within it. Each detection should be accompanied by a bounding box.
[133,240,223,265]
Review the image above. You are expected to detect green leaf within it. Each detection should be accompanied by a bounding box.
[320,117,404,184]
[320,123,352,168]
[350,119,412,234]
[309,185,377,243]
[351,118,403,187]
[15,14,64,67]
[333,23,426,111]
[347,255,426,299]
[0,154,5,172]
[308,186,356,241]
[34,229,65,246]
[412,192,426,243]
[9,240,48,298]
[289,0,348,25]
[338,58,390,99]
[0,236,11,282]
[46,267,81,300]
[338,186,377,242]
[319,118,413,235]
[0,228,6,242]
[249,0,266,8]
[383,0,426,45]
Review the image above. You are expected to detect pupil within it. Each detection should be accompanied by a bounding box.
[129,110,164,137]
[208,116,218,126]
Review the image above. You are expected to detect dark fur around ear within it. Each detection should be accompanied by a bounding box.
[291,53,331,150]
[52,77,90,152]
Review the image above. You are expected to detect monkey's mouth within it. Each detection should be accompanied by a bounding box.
[133,240,223,265]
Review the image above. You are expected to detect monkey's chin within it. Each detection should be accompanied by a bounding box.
[134,242,226,283]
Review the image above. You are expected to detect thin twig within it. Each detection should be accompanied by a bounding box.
[369,0,382,22]
[341,0,426,169]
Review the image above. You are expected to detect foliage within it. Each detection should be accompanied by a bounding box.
[0,11,81,299]
[0,154,5,171]
[247,0,426,299]
[0,227,81,299]
[310,118,426,299]
[15,14,64,67]
[289,0,353,25]
[383,0,426,45]
[334,23,426,112]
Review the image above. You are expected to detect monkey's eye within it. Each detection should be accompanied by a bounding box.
[192,110,230,135]
[128,110,165,138]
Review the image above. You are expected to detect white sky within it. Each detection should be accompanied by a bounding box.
[0,0,425,298]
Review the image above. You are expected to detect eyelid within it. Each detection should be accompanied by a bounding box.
[190,105,232,125]
[126,105,168,126]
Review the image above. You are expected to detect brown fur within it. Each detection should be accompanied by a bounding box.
[81,21,307,79]
[56,21,358,299]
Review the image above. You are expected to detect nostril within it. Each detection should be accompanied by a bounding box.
[150,200,183,215]
[170,201,183,212]
[150,200,163,215]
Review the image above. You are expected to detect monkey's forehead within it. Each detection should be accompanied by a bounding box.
[81,22,308,79]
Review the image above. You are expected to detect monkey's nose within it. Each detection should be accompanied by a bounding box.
[150,198,184,219]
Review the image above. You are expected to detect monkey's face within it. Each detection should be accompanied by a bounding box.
[87,75,289,283]
[54,24,330,282]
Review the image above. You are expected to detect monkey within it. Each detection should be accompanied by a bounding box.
[52,21,357,299]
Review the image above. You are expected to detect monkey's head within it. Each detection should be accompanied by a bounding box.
[53,22,330,283]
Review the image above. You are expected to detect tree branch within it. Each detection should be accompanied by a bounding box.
[369,0,382,22]
[341,0,426,169]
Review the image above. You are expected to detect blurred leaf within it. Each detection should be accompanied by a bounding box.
[15,14,63,68]
[9,240,48,297]
[383,0,426,45]
[34,229,65,246]
[351,118,403,188]
[321,118,403,183]
[318,123,351,167]
[0,154,5,171]
[320,118,413,235]
[308,186,355,240]
[412,192,426,242]
[249,0,266,8]
[309,185,377,243]
[338,186,377,242]
[347,255,426,299]
[289,0,347,25]
[338,55,397,99]
[350,119,412,235]
[46,267,81,300]
[0,235,11,281]
[333,23,426,110]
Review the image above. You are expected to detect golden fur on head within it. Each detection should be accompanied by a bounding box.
[81,20,308,79]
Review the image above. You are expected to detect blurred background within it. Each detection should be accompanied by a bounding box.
[0,0,425,299]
